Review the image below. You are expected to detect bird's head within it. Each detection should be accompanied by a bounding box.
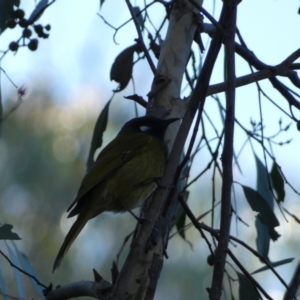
[121,116,180,140]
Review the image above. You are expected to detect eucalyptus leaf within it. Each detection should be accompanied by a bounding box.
[0,82,2,137]
[0,268,8,300]
[28,0,49,24]
[251,258,294,275]
[99,0,105,8]
[283,208,300,224]
[242,185,280,241]
[254,155,274,259]
[176,210,186,240]
[255,155,273,208]
[5,242,25,297]
[270,162,285,202]
[86,99,111,170]
[110,44,142,92]
[13,245,44,297]
[237,272,260,300]
[255,216,269,261]
[0,224,21,240]
[0,0,20,34]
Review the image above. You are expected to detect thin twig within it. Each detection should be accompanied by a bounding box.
[0,250,47,289]
[98,1,156,45]
[227,249,270,299]
[178,196,290,297]
[125,0,156,75]
[124,94,147,108]
[0,87,25,123]
[283,262,300,300]
[189,0,222,31]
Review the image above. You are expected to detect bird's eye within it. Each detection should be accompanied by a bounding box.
[140,125,151,132]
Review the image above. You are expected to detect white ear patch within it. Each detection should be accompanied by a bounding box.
[140,125,151,132]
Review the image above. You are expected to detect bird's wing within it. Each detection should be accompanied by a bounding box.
[66,132,151,212]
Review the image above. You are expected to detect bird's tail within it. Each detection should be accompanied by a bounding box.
[53,210,90,272]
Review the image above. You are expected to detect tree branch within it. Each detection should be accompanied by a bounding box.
[283,262,300,300]
[111,1,202,297]
[111,0,228,297]
[207,63,300,96]
[125,0,156,75]
[209,0,238,298]
[46,280,112,300]
[235,43,300,112]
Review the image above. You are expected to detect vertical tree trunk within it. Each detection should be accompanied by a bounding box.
[112,1,202,299]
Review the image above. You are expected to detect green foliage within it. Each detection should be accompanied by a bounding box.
[5,242,25,297]
[283,208,300,224]
[251,258,294,275]
[0,224,21,240]
[237,272,260,300]
[254,155,273,260]
[87,99,112,170]
[242,185,280,240]
[28,0,49,24]
[110,44,142,92]
[0,92,92,297]
[0,0,20,34]
[270,162,285,202]
[99,0,105,9]
[176,211,186,240]
[0,85,2,137]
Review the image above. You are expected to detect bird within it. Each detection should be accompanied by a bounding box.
[53,115,179,271]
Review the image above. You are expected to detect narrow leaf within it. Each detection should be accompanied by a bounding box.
[242,185,279,228]
[28,0,49,24]
[176,211,186,240]
[255,217,269,261]
[5,242,25,297]
[283,207,300,224]
[86,99,111,170]
[237,272,260,300]
[0,0,20,34]
[110,44,141,92]
[255,155,273,208]
[254,155,275,259]
[13,244,44,297]
[0,268,8,300]
[0,80,2,137]
[270,162,285,202]
[99,0,105,8]
[251,258,294,275]
[0,224,21,240]
[242,185,280,241]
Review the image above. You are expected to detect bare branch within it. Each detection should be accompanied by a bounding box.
[284,262,300,300]
[209,1,238,298]
[125,0,156,75]
[46,280,112,300]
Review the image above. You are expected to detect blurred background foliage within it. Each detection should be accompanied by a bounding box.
[2,83,300,300]
[0,85,215,299]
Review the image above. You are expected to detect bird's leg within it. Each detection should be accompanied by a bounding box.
[153,178,169,190]
[122,204,148,224]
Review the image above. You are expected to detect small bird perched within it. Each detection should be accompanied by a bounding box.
[53,115,179,271]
